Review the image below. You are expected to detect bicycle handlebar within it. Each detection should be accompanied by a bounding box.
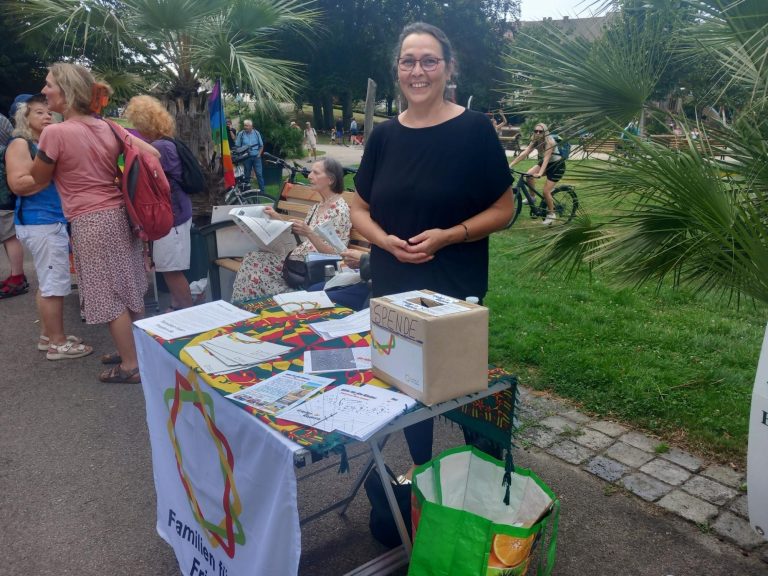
[262,152,310,178]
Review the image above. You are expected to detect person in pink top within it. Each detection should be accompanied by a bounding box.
[14,62,160,384]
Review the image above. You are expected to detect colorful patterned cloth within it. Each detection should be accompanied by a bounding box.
[156,297,517,458]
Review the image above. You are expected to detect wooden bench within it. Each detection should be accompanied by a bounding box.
[578,138,621,157]
[201,185,370,300]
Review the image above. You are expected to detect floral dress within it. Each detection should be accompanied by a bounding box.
[231,197,351,302]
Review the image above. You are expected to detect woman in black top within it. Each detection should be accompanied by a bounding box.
[352,22,514,466]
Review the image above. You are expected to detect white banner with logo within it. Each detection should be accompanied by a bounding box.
[136,328,302,576]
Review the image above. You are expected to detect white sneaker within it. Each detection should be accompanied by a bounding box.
[542,213,557,225]
[521,197,529,205]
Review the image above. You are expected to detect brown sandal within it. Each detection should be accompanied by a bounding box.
[99,365,141,384]
[100,351,122,365]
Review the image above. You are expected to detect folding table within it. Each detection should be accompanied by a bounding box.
[136,298,517,576]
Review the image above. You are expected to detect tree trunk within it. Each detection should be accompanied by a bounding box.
[364,79,377,139]
[162,93,221,218]
[322,93,334,130]
[312,94,323,129]
[341,91,352,127]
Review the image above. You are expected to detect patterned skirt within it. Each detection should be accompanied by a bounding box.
[71,206,148,324]
[231,251,292,303]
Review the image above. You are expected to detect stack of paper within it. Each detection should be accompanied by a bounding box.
[226,372,335,415]
[273,290,336,312]
[308,308,370,340]
[185,332,292,375]
[278,384,417,441]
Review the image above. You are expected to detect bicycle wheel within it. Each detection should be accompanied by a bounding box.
[506,187,523,228]
[551,185,578,223]
[237,190,276,206]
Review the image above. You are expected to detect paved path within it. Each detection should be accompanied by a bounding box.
[517,387,767,557]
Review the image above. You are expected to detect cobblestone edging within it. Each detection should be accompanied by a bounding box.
[516,386,768,561]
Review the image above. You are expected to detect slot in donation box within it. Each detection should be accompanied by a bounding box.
[369,290,488,406]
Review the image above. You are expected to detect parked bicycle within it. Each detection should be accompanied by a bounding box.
[224,152,359,206]
[223,151,311,205]
[507,168,578,227]
[266,153,358,199]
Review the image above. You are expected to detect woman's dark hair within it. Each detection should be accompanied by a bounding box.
[393,22,456,73]
[321,157,344,194]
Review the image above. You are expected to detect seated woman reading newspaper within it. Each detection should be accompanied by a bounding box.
[231,158,351,302]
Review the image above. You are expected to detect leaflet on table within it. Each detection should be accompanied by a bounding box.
[229,205,297,257]
[303,346,371,374]
[133,300,256,340]
[308,308,370,340]
[273,290,336,312]
[226,372,334,415]
[312,220,347,253]
[278,384,417,441]
[183,332,293,375]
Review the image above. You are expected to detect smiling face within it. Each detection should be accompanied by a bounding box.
[397,33,452,110]
[42,72,66,114]
[26,102,53,136]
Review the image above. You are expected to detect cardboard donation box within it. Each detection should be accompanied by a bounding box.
[370,290,488,405]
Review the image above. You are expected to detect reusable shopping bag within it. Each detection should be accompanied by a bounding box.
[408,446,559,576]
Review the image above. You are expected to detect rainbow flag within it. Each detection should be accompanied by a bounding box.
[209,79,235,187]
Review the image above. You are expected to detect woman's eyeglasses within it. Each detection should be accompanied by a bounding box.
[397,57,444,72]
[533,129,544,133]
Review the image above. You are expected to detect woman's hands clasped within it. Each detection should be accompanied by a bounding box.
[382,227,456,264]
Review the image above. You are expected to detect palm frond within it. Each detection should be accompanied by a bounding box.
[7,0,319,100]
[505,8,673,138]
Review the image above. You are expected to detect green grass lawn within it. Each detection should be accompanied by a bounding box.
[489,158,767,464]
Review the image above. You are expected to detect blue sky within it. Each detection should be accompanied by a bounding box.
[520,0,601,21]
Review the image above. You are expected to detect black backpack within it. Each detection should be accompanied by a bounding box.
[164,137,206,195]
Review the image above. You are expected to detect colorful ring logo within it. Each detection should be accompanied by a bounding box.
[164,370,245,558]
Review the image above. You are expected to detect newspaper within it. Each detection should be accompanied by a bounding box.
[229,206,297,258]
[313,220,347,253]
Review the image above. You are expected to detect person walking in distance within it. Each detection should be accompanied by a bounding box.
[304,121,317,161]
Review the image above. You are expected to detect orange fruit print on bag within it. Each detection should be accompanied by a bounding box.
[486,533,535,575]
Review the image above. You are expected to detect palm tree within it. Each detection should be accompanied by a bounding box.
[8,0,320,202]
[505,0,768,305]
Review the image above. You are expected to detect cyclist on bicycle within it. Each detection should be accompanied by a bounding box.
[509,122,566,225]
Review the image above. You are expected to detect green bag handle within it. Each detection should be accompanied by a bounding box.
[432,458,443,506]
[535,498,560,576]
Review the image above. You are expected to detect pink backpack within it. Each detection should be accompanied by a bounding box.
[105,120,173,241]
